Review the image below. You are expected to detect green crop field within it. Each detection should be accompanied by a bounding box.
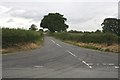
[51,32,119,45]
[2,28,43,48]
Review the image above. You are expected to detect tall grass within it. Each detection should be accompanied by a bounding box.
[2,28,43,48]
[51,32,119,45]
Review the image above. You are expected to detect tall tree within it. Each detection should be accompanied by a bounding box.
[118,19,120,36]
[101,18,119,35]
[29,24,37,31]
[40,13,69,32]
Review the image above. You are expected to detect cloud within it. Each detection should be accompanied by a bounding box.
[118,2,120,18]
[7,9,43,21]
[0,2,118,31]
[6,19,14,23]
[0,5,11,14]
[0,0,119,2]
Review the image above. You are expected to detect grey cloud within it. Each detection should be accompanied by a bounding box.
[10,10,43,21]
[7,19,14,23]
[0,0,119,2]
[0,2,118,31]
[118,2,120,18]
[5,8,43,21]
[68,16,94,24]
[2,2,45,21]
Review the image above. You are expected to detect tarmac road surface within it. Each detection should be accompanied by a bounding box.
[2,36,119,78]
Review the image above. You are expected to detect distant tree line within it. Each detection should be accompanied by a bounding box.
[29,12,119,36]
[29,24,37,31]
[68,30,102,33]
[101,18,120,36]
[29,24,43,32]
[68,18,119,36]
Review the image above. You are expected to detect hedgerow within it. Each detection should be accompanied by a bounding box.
[2,28,43,48]
[51,32,119,45]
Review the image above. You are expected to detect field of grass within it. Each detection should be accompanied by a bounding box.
[50,32,119,53]
[2,28,43,53]
[51,32,119,44]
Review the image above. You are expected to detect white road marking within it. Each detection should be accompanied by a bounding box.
[82,61,92,69]
[114,66,119,69]
[51,40,115,69]
[51,40,56,44]
[88,66,92,69]
[51,40,62,47]
[66,50,77,57]
[103,63,107,65]
[34,66,44,68]
[108,63,114,66]
[82,61,87,64]
[56,43,62,47]
[66,50,92,69]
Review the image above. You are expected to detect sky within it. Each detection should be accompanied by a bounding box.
[0,0,119,31]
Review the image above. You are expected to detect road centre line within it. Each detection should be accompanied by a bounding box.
[114,66,119,69]
[66,50,77,57]
[56,43,62,47]
[51,40,56,44]
[52,39,92,69]
[66,50,92,69]
[51,40,62,47]
[51,40,117,69]
[108,63,114,66]
[34,66,44,68]
[82,61,92,68]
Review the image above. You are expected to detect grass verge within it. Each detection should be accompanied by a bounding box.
[50,32,119,53]
[2,28,44,54]
[2,39,44,54]
[64,40,119,53]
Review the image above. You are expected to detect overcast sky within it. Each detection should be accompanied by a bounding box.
[0,0,119,31]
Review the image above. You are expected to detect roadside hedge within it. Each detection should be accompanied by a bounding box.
[51,32,119,45]
[2,28,43,48]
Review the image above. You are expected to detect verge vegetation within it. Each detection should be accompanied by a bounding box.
[2,28,43,53]
[50,32,119,53]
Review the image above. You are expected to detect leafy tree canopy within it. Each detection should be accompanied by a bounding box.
[68,30,83,33]
[29,24,37,31]
[40,13,69,32]
[101,18,120,36]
